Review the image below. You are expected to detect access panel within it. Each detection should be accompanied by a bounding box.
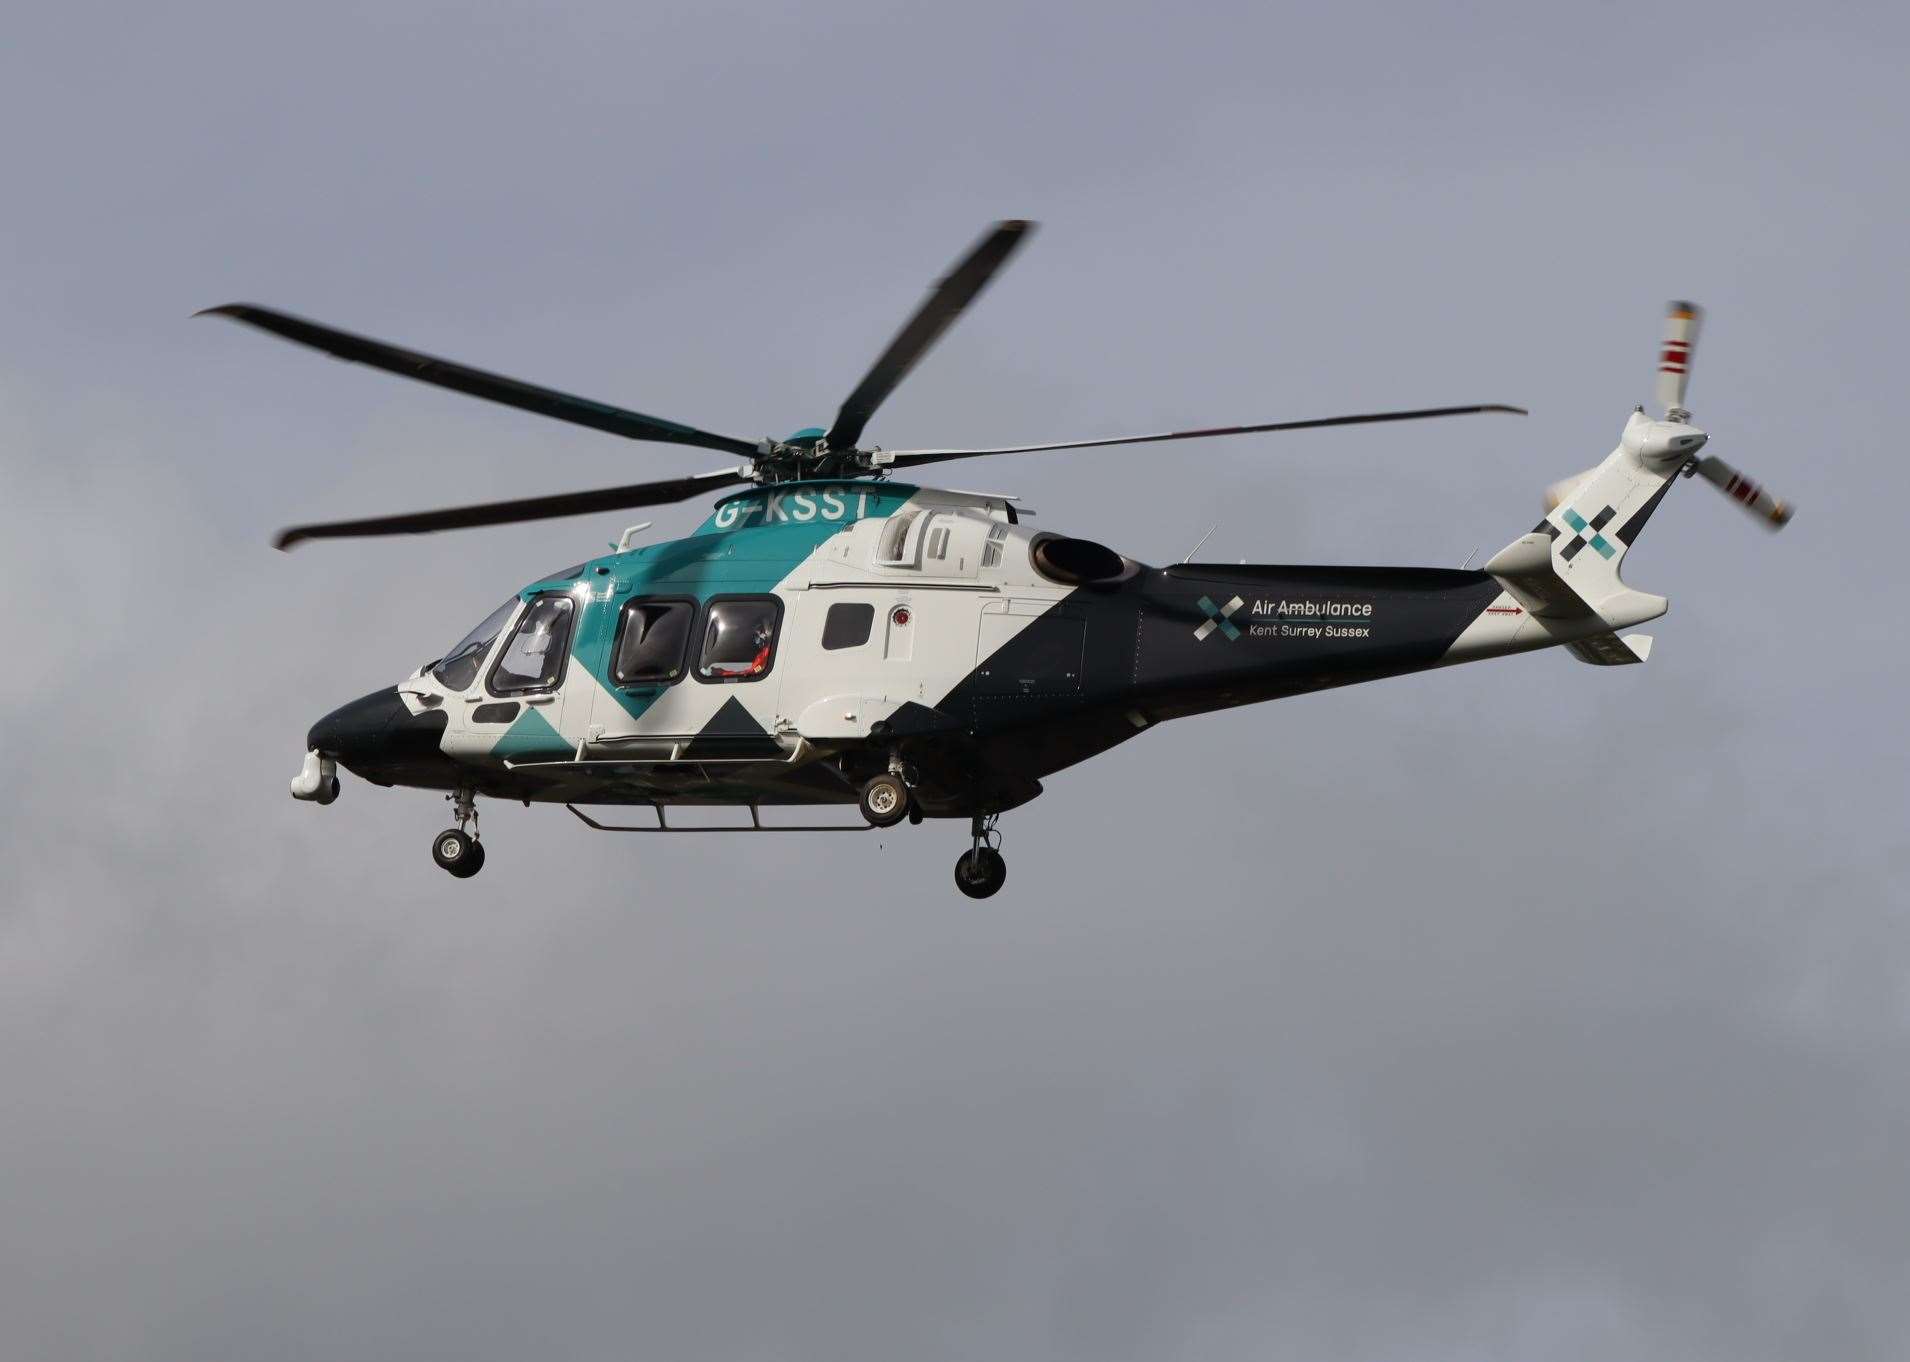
[973,600,1084,696]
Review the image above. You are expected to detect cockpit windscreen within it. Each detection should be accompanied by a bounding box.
[431,598,519,692]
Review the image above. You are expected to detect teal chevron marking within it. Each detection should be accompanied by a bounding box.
[493,705,571,760]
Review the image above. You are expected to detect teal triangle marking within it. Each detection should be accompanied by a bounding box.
[493,705,571,760]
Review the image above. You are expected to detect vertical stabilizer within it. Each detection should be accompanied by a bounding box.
[1485,408,1693,630]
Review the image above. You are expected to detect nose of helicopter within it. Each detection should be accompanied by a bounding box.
[307,687,452,780]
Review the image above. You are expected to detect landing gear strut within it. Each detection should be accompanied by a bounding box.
[433,787,486,878]
[954,813,1006,899]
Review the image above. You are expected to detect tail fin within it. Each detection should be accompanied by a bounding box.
[1483,409,1688,655]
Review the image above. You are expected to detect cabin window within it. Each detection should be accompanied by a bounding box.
[821,601,875,650]
[696,596,782,682]
[433,597,519,692]
[613,599,694,685]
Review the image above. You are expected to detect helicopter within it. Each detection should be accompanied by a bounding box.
[204,221,1792,898]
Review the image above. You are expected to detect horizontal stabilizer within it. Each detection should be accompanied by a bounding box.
[1566,631,1653,666]
[1484,532,1591,619]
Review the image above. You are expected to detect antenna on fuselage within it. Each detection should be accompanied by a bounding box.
[1182,523,1218,563]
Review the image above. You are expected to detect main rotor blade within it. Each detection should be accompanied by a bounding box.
[825,220,1034,451]
[274,468,749,550]
[200,304,760,458]
[882,403,1528,469]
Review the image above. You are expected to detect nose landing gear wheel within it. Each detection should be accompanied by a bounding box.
[859,773,910,828]
[954,846,1006,899]
[432,828,485,878]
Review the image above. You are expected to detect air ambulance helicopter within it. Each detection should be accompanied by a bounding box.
[203,221,1791,897]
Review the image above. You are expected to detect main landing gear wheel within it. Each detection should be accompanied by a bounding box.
[954,847,1007,899]
[955,811,1006,898]
[859,772,910,828]
[432,828,485,877]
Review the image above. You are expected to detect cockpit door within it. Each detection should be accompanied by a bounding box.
[463,591,583,761]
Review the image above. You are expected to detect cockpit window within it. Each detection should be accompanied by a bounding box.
[613,599,694,685]
[431,598,519,692]
[487,594,576,695]
[695,596,781,682]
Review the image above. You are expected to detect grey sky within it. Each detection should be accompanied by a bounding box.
[3,2,1907,1358]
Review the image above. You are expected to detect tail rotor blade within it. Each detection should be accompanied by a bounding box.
[1692,454,1793,530]
[1656,300,1703,416]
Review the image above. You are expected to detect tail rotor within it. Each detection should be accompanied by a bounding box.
[1649,299,1794,532]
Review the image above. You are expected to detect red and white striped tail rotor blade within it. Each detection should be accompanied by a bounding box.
[1655,300,1703,415]
[1693,454,1793,530]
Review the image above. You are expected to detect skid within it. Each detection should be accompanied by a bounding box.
[567,803,873,834]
